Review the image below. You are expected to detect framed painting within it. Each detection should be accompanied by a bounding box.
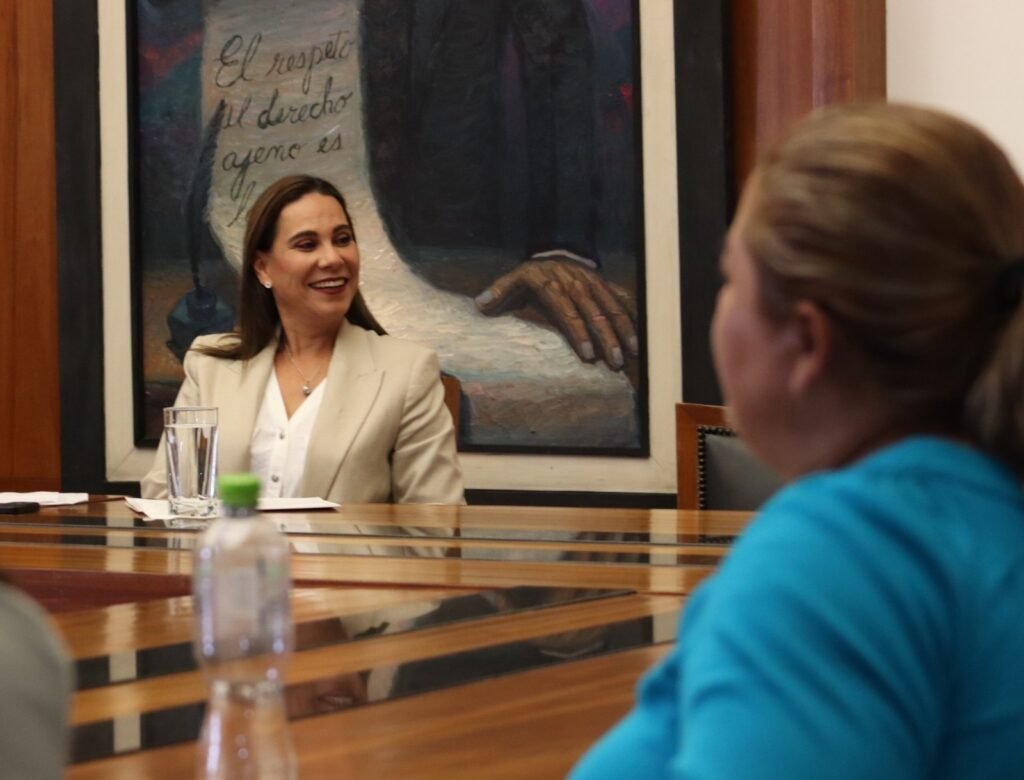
[127,0,649,455]
[56,0,728,498]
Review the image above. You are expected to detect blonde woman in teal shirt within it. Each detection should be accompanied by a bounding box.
[572,104,1024,779]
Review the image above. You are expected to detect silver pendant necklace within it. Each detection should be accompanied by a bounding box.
[284,343,324,396]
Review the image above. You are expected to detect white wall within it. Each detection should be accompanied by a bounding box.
[888,0,1024,176]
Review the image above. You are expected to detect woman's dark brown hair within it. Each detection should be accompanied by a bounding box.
[195,174,385,360]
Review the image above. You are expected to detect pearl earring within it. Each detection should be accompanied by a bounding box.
[263,281,272,289]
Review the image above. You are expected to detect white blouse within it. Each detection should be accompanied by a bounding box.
[248,370,326,498]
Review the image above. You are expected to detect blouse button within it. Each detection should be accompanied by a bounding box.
[271,475,280,483]
[278,432,285,440]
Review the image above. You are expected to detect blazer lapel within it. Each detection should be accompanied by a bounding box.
[301,324,383,498]
[217,340,277,475]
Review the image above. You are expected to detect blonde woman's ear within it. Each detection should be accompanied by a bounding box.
[787,299,833,396]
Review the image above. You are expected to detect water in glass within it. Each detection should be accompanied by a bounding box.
[165,407,219,518]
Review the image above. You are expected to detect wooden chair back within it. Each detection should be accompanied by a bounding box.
[440,373,462,442]
[676,402,784,511]
[677,403,729,509]
[440,373,463,558]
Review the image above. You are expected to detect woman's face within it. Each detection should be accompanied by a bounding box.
[711,188,798,470]
[254,192,360,332]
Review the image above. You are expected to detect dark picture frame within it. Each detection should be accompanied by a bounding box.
[676,1,733,405]
[54,0,731,497]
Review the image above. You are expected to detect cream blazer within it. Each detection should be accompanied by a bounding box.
[141,323,465,507]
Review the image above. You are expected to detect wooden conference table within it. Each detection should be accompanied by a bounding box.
[0,500,752,779]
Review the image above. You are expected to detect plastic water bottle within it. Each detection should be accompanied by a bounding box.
[193,474,296,779]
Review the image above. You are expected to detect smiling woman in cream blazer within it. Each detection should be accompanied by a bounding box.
[141,174,463,514]
[141,323,462,505]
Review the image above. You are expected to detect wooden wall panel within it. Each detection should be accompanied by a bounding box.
[731,0,887,186]
[0,0,15,481]
[0,0,61,490]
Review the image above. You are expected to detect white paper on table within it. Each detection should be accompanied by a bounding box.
[124,496,339,521]
[0,492,89,506]
[123,497,178,521]
[258,497,340,512]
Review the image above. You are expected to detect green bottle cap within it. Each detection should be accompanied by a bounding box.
[217,474,261,508]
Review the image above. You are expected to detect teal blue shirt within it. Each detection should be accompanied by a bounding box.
[571,437,1024,779]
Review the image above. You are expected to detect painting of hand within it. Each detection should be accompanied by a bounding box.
[475,255,639,371]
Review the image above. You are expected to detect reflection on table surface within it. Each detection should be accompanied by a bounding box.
[0,501,751,778]
[0,498,752,543]
[69,586,674,764]
[0,526,727,566]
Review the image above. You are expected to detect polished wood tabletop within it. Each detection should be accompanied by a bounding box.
[0,499,752,778]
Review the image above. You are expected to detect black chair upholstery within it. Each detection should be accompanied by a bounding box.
[696,425,784,511]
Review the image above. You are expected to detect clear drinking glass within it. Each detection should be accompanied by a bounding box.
[164,407,219,520]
